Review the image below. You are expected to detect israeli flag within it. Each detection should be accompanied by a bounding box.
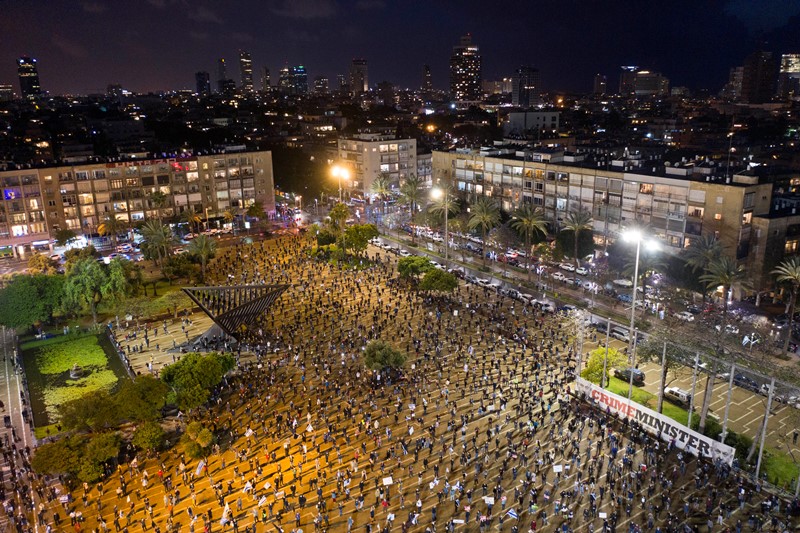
[506,509,518,520]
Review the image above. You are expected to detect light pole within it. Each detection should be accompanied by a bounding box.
[621,229,659,361]
[431,187,449,265]
[331,166,350,203]
[204,206,212,231]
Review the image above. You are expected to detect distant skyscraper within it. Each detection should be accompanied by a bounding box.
[422,65,432,92]
[618,66,638,95]
[778,53,800,99]
[217,58,227,83]
[741,51,778,104]
[511,66,539,108]
[239,50,254,93]
[17,56,41,100]
[593,73,607,95]
[195,71,211,95]
[450,34,482,102]
[313,76,329,94]
[279,65,307,95]
[337,74,348,94]
[0,85,14,102]
[350,59,368,94]
[261,67,271,92]
[633,70,669,97]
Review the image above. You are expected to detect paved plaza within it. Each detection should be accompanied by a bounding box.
[5,234,800,533]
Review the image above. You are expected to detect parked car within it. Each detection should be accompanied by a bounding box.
[559,263,576,272]
[715,324,740,335]
[664,387,691,406]
[575,267,589,276]
[552,272,567,282]
[610,327,630,342]
[613,279,633,288]
[674,311,695,322]
[614,367,645,385]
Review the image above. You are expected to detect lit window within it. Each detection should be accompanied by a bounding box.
[714,213,722,220]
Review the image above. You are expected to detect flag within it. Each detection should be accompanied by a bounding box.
[195,460,205,476]
[507,509,518,520]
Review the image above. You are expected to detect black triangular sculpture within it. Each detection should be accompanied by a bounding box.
[182,284,289,339]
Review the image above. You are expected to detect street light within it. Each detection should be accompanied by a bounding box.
[621,228,659,399]
[331,166,350,203]
[204,206,212,231]
[431,187,449,265]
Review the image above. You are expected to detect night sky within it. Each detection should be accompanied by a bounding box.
[1,0,799,96]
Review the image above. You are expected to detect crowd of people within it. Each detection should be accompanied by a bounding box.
[23,234,800,533]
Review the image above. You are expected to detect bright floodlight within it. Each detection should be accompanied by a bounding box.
[621,228,642,243]
[331,165,349,180]
[645,239,660,252]
[430,187,443,200]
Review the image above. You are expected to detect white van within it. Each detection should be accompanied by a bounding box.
[664,387,691,406]
[610,327,630,342]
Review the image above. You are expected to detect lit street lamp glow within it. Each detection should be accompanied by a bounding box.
[431,187,449,265]
[331,165,350,203]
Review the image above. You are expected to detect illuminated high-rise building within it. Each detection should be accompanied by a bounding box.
[239,50,254,93]
[449,34,481,102]
[593,73,607,95]
[778,53,800,99]
[217,58,227,93]
[422,65,432,92]
[313,76,329,94]
[618,66,638,95]
[17,56,41,100]
[195,71,211,95]
[261,67,271,92]
[0,85,13,102]
[278,65,308,95]
[511,66,539,108]
[350,59,368,94]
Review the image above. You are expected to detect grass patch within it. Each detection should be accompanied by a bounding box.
[20,331,96,352]
[762,451,800,489]
[34,424,60,440]
[34,335,110,375]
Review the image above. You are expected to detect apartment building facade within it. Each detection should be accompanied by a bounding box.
[336,134,417,198]
[433,148,772,262]
[0,150,275,257]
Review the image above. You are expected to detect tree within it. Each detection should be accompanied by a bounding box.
[182,421,215,459]
[343,224,378,257]
[182,209,202,233]
[62,258,117,325]
[428,190,461,228]
[772,256,800,354]
[419,269,458,293]
[148,191,168,221]
[27,254,59,275]
[328,203,349,235]
[468,197,500,268]
[697,255,751,432]
[63,245,99,273]
[363,340,407,379]
[132,421,166,453]
[246,201,264,219]
[684,235,724,300]
[98,214,127,248]
[160,352,235,411]
[58,390,119,432]
[223,208,239,231]
[83,432,121,471]
[399,174,423,242]
[162,254,197,284]
[187,234,218,280]
[54,228,78,247]
[31,434,87,478]
[140,220,175,267]
[371,173,392,212]
[108,257,143,296]
[562,209,593,265]
[114,375,170,422]
[397,256,432,279]
[0,274,64,330]
[511,204,548,281]
[637,333,695,413]
[580,347,626,385]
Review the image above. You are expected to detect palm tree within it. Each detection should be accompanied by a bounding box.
[148,191,168,221]
[511,204,548,282]
[98,214,127,249]
[685,235,724,272]
[181,209,201,234]
[468,197,500,268]
[562,209,593,266]
[772,257,800,353]
[371,173,392,214]
[140,220,175,267]
[697,255,751,433]
[188,234,217,281]
[223,208,240,231]
[428,189,461,250]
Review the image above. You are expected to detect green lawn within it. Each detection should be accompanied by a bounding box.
[605,376,694,426]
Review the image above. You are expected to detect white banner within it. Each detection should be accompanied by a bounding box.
[574,377,735,465]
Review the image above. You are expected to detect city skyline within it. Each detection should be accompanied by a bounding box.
[0,0,799,96]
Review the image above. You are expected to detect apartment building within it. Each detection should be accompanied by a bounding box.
[0,150,275,257]
[433,147,772,262]
[336,134,417,198]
